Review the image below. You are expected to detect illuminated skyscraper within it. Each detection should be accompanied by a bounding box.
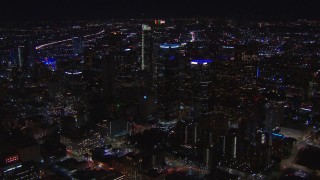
[17,46,26,67]
[141,24,152,71]
[224,128,238,159]
[14,42,35,68]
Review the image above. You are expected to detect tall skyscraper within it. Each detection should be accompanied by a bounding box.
[189,59,214,118]
[14,42,35,69]
[156,44,183,121]
[73,37,84,55]
[13,45,34,68]
[17,46,26,67]
[265,101,284,133]
[141,24,152,71]
[102,53,116,101]
[27,41,35,68]
[224,128,238,159]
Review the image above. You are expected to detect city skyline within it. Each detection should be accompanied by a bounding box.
[1,1,320,179]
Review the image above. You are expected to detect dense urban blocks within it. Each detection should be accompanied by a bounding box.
[0,17,320,179]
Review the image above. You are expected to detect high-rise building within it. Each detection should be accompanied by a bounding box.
[222,128,238,160]
[27,41,35,68]
[60,129,101,159]
[102,53,116,101]
[17,46,26,67]
[141,24,152,71]
[73,37,84,55]
[189,59,214,118]
[156,44,184,121]
[265,101,285,133]
[218,45,235,60]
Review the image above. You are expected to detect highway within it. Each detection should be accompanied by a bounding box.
[35,30,105,50]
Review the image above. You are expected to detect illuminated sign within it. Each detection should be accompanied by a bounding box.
[154,20,165,25]
[272,133,285,139]
[191,59,213,65]
[38,57,56,71]
[160,43,180,49]
[38,57,56,64]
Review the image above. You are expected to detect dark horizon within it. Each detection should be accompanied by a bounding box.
[1,0,320,22]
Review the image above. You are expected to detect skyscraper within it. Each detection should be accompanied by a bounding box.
[156,44,183,121]
[27,41,35,68]
[189,59,214,118]
[265,101,284,133]
[102,53,116,102]
[17,46,26,67]
[73,37,84,55]
[141,24,152,71]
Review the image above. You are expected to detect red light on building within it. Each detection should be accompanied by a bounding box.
[6,155,19,164]
[154,20,165,25]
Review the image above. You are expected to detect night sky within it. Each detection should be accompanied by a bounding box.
[1,0,320,22]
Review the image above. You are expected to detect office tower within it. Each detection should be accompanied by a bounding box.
[219,45,235,60]
[189,59,214,118]
[156,44,183,121]
[102,52,129,132]
[141,24,152,71]
[102,53,116,101]
[252,131,271,170]
[27,41,35,68]
[12,42,35,69]
[17,46,26,67]
[9,49,15,67]
[265,101,285,133]
[73,37,84,55]
[60,129,101,159]
[222,128,238,160]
